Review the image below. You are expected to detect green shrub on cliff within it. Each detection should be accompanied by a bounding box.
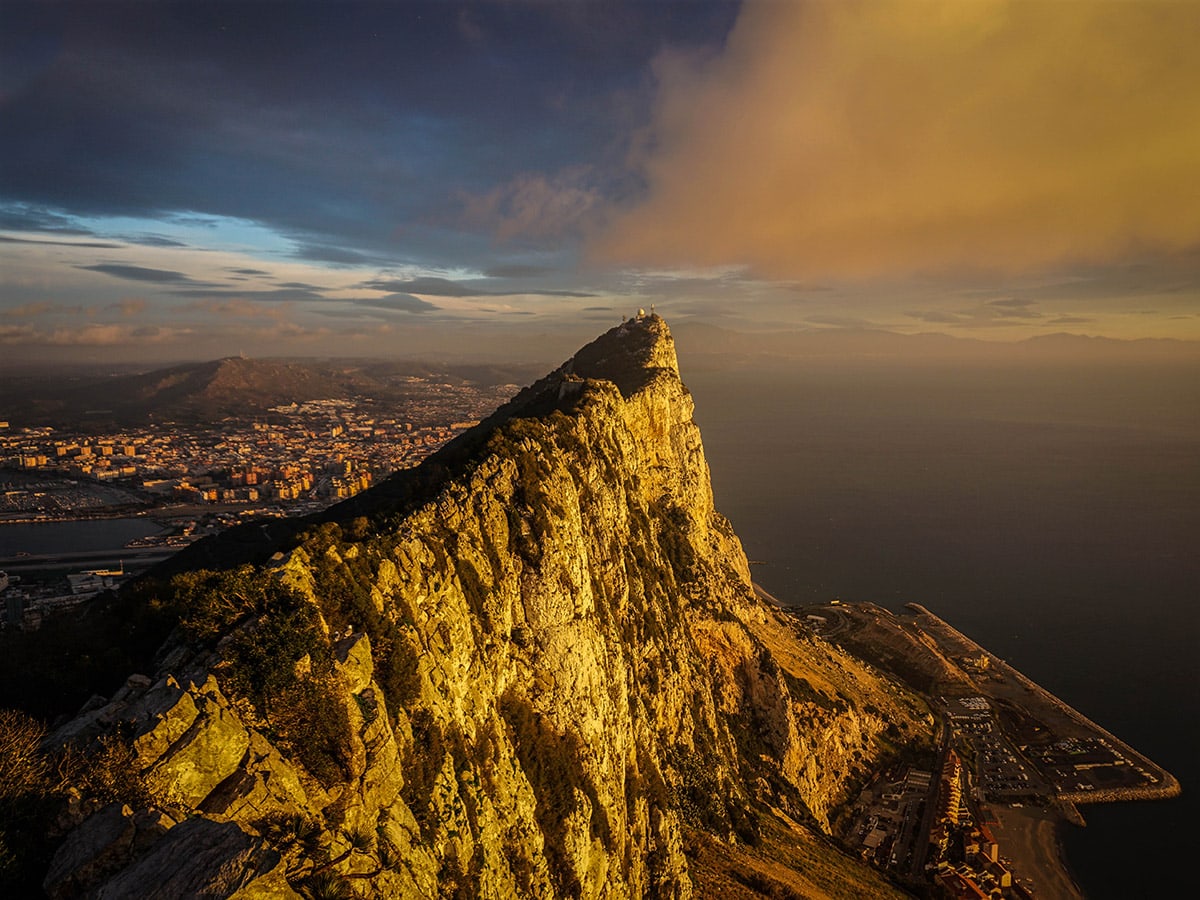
[160,565,354,786]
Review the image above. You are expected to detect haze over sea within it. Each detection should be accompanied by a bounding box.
[688,360,1199,900]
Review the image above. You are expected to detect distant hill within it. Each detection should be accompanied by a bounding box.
[0,357,541,428]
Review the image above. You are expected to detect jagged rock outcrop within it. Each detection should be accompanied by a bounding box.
[41,315,931,898]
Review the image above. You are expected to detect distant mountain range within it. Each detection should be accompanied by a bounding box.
[2,326,1195,428]
[0,357,542,428]
[670,322,1200,366]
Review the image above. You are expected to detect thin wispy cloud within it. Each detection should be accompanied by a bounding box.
[360,276,595,299]
[350,293,439,314]
[79,263,193,284]
[0,235,122,249]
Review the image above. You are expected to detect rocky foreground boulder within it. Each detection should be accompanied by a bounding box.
[33,315,933,898]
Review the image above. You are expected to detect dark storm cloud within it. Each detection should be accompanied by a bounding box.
[0,2,738,270]
[79,263,192,283]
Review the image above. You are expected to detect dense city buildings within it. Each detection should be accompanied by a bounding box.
[0,378,519,629]
[0,380,516,521]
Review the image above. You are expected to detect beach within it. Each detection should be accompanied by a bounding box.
[990,805,1085,899]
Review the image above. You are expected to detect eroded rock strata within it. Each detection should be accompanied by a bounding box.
[42,316,932,898]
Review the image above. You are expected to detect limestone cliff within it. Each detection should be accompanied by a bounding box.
[35,316,932,898]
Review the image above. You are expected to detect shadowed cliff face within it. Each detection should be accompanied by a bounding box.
[34,316,932,899]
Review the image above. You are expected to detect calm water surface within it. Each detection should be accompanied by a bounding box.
[0,518,163,557]
[687,362,1200,900]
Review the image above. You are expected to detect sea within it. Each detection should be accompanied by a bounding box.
[0,518,163,557]
[686,361,1199,900]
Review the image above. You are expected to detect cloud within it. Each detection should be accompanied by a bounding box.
[4,301,90,319]
[293,242,380,266]
[363,276,482,297]
[0,205,91,234]
[804,314,880,330]
[79,263,192,283]
[985,298,1042,319]
[5,302,55,318]
[350,293,439,314]
[461,167,601,242]
[187,299,293,322]
[484,264,553,278]
[122,234,188,248]
[173,286,328,303]
[0,324,35,342]
[1049,316,1094,325]
[359,275,595,299]
[112,298,147,317]
[42,324,189,345]
[906,295,1057,328]
[0,235,122,249]
[597,1,1200,279]
[907,310,965,325]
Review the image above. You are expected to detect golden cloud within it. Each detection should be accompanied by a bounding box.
[595,0,1200,279]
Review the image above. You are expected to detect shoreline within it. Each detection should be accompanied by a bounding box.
[906,603,1181,805]
[989,804,1086,900]
[797,599,1183,898]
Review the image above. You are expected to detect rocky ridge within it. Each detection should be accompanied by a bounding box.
[37,315,932,898]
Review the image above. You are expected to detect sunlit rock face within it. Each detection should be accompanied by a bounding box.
[44,315,930,898]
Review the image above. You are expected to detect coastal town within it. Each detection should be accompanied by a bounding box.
[0,375,518,517]
[0,377,519,629]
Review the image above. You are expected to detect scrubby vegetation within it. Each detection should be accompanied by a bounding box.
[0,708,153,894]
[0,708,54,894]
[163,564,354,786]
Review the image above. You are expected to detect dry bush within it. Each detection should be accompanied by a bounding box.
[0,708,47,799]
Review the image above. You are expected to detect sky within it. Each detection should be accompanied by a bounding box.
[2,0,1199,364]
